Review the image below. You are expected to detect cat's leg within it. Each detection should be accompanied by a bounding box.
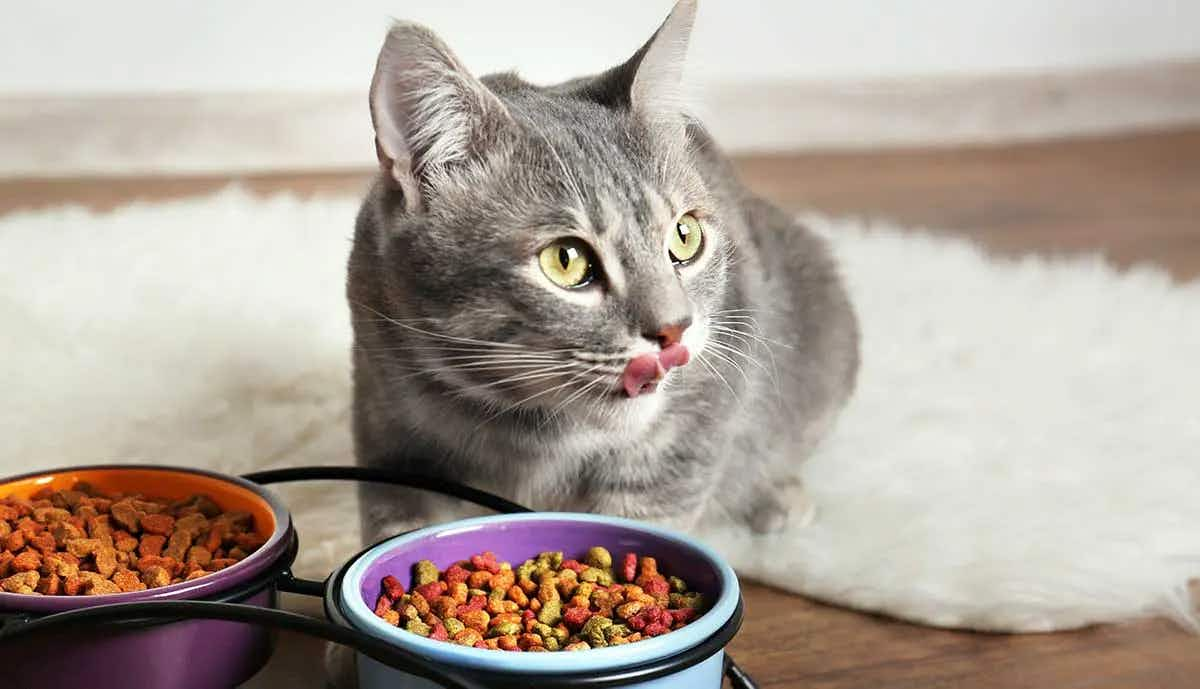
[580,480,711,534]
[747,475,815,533]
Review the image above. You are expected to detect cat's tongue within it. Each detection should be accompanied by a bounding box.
[622,344,690,398]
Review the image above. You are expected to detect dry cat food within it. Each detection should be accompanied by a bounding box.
[0,482,265,595]
[372,546,706,651]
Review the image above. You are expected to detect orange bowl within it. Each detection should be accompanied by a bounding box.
[0,466,275,539]
[0,464,292,614]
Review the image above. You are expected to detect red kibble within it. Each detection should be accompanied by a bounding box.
[562,606,593,629]
[469,551,501,574]
[643,621,671,637]
[559,559,586,573]
[461,594,487,612]
[381,574,405,601]
[641,575,670,599]
[374,595,393,617]
[429,622,449,641]
[444,564,471,586]
[414,580,446,601]
[670,607,698,625]
[627,605,666,632]
[621,553,637,583]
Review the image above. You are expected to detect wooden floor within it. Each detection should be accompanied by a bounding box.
[3,128,1199,688]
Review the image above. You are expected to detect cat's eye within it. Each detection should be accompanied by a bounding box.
[538,238,596,289]
[670,213,704,264]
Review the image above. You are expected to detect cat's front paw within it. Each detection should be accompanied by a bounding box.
[747,483,815,534]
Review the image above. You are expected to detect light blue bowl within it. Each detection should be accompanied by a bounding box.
[333,512,742,689]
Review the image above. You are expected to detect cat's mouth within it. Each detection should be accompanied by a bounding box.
[621,343,690,397]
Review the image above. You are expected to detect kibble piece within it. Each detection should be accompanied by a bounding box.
[78,571,121,595]
[413,560,440,587]
[138,534,166,558]
[141,565,171,589]
[2,571,40,593]
[163,529,193,561]
[185,545,212,568]
[4,530,26,552]
[112,568,147,592]
[108,500,142,533]
[35,572,61,595]
[66,538,101,558]
[583,546,612,570]
[94,545,118,577]
[11,550,41,573]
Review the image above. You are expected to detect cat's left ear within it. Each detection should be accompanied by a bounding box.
[629,0,697,132]
[572,0,697,135]
[369,22,512,211]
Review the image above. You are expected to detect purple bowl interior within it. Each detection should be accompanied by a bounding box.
[358,518,721,610]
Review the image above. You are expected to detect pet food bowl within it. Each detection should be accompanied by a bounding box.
[325,512,743,689]
[0,464,756,689]
[0,464,296,689]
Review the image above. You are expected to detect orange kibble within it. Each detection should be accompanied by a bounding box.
[467,570,493,590]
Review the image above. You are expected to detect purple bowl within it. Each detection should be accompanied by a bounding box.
[0,464,296,689]
[334,513,740,688]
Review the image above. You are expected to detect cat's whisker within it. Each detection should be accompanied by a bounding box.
[694,353,739,403]
[451,363,587,394]
[708,323,788,353]
[706,338,773,380]
[700,345,749,384]
[351,300,529,350]
[426,353,568,363]
[709,320,793,350]
[474,364,606,430]
[389,360,572,383]
[708,324,784,400]
[539,372,614,429]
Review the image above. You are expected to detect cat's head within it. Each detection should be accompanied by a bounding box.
[359,0,741,430]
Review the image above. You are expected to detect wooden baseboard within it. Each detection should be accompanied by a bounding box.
[2,60,1198,178]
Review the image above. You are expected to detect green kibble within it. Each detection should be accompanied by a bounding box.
[543,635,560,651]
[516,561,536,582]
[668,576,688,594]
[537,597,562,626]
[534,623,555,638]
[488,586,506,602]
[489,621,522,637]
[535,551,563,570]
[584,546,612,570]
[579,566,613,586]
[604,624,631,641]
[581,615,613,647]
[669,592,705,610]
[405,619,432,637]
[413,560,439,587]
[468,588,488,598]
[445,618,465,636]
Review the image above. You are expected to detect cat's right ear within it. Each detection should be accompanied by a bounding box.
[369,22,511,211]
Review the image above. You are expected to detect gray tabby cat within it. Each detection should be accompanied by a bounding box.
[348,0,859,545]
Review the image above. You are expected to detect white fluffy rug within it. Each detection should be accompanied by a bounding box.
[2,188,1197,633]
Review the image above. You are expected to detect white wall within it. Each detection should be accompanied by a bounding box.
[4,0,1200,95]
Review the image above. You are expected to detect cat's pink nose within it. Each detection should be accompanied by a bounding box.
[622,344,690,398]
